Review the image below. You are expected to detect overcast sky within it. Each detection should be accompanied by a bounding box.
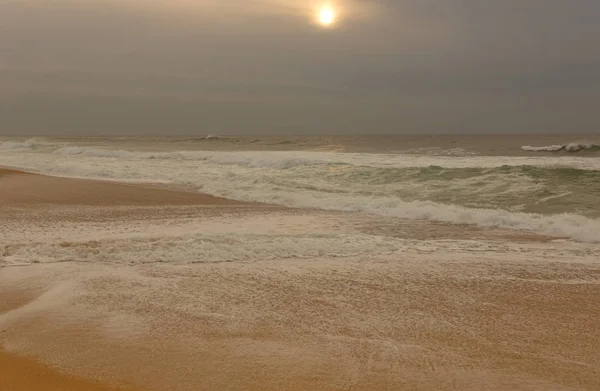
[1,0,599,135]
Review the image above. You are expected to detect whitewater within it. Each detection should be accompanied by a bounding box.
[2,137,600,242]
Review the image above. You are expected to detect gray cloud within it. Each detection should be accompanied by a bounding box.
[1,0,599,135]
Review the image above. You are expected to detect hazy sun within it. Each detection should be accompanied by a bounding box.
[318,6,337,27]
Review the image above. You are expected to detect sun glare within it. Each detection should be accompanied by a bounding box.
[318,6,337,27]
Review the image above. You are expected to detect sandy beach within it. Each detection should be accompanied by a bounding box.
[0,169,251,390]
[0,169,242,390]
[2,169,600,390]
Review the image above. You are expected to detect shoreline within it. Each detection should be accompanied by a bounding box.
[2,168,599,390]
[0,168,248,390]
[0,168,248,206]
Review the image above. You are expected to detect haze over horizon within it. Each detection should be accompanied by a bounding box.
[1,0,599,136]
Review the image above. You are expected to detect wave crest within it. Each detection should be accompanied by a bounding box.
[53,146,328,169]
[522,142,600,153]
[0,137,48,150]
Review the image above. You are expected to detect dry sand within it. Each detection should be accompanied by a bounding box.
[1,169,599,391]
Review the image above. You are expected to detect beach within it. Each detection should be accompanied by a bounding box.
[2,166,600,390]
[3,0,600,386]
[1,169,245,390]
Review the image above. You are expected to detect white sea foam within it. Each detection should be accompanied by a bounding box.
[0,137,49,150]
[55,146,139,159]
[192,176,600,242]
[49,145,600,170]
[401,147,478,156]
[522,145,566,152]
[4,216,599,267]
[54,146,323,169]
[0,233,412,267]
[522,142,600,152]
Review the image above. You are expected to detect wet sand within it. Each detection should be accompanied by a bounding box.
[0,349,137,391]
[2,169,599,390]
[0,168,245,206]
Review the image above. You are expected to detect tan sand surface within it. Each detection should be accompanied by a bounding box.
[3,257,599,391]
[0,348,137,391]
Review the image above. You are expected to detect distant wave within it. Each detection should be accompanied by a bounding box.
[204,134,234,141]
[522,142,600,153]
[400,147,477,156]
[50,145,600,172]
[0,137,48,150]
[185,134,239,142]
[55,146,137,159]
[53,146,326,169]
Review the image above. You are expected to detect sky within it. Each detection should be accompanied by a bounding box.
[1,0,599,135]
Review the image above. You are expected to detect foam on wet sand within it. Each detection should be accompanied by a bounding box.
[1,169,600,390]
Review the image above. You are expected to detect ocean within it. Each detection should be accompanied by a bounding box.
[1,134,599,242]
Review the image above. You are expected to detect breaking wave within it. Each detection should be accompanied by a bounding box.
[204,134,233,141]
[49,145,600,171]
[3,141,600,242]
[53,146,325,169]
[0,137,49,150]
[522,142,600,153]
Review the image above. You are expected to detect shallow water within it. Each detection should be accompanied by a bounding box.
[1,135,600,241]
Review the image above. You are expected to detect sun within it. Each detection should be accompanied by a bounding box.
[318,6,337,27]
